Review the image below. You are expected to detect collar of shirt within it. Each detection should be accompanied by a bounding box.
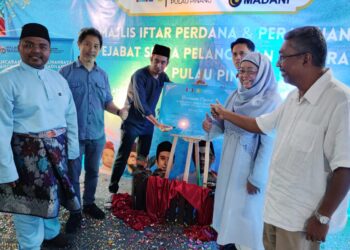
[303,68,332,105]
[20,61,53,99]
[20,61,46,74]
[75,58,100,72]
[292,68,332,105]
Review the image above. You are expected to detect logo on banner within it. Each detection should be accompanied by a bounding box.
[116,0,313,15]
[0,45,18,54]
[185,87,202,94]
[229,0,242,7]
[229,0,298,8]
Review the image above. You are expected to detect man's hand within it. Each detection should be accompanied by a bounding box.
[202,113,212,132]
[106,102,128,120]
[157,123,173,132]
[246,180,260,195]
[305,215,329,243]
[146,115,172,132]
[118,107,129,121]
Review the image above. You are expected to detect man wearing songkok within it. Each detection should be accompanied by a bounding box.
[0,23,80,249]
[107,44,173,204]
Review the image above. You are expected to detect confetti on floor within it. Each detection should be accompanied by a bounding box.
[1,174,349,249]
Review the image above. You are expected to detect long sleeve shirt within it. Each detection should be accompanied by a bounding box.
[59,60,113,140]
[0,62,79,183]
[123,66,170,134]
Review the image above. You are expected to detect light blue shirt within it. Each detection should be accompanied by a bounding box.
[0,61,79,183]
[59,60,113,140]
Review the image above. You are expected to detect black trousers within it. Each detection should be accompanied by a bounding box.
[108,128,153,193]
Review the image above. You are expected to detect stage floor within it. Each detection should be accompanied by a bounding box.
[0,173,349,250]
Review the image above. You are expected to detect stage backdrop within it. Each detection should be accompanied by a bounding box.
[0,37,74,71]
[1,0,350,169]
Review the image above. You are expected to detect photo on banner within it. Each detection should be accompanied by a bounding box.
[150,82,232,179]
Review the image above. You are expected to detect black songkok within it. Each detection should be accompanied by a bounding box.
[152,44,170,58]
[156,141,172,160]
[20,23,51,43]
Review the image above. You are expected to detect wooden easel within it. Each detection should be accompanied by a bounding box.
[165,134,211,188]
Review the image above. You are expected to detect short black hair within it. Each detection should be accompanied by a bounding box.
[230,38,255,52]
[78,27,103,48]
[192,140,215,163]
[156,141,172,160]
[284,26,327,67]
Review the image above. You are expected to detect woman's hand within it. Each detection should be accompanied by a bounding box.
[202,113,212,132]
[210,102,226,120]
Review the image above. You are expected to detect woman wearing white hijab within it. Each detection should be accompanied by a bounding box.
[205,52,281,250]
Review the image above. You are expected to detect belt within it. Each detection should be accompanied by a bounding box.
[15,128,67,139]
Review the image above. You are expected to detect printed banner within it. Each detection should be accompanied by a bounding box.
[0,37,74,71]
[150,82,231,177]
[116,0,313,15]
[2,0,350,190]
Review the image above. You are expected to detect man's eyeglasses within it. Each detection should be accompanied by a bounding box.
[237,69,258,76]
[277,52,307,63]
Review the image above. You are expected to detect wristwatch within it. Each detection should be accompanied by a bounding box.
[314,211,330,224]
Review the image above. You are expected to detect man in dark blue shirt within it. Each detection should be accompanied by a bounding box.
[60,28,126,233]
[107,44,172,199]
